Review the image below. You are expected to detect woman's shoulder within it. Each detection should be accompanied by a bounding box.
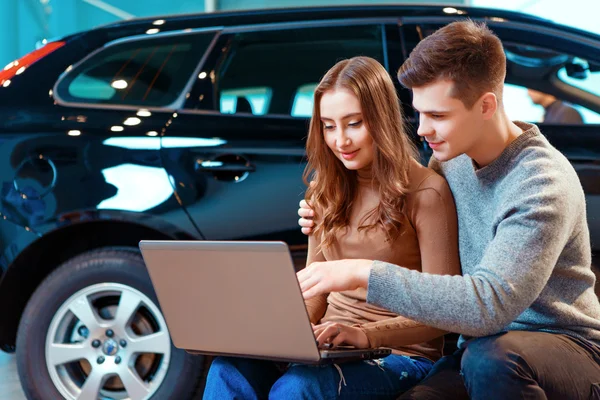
[407,159,451,194]
[405,161,456,220]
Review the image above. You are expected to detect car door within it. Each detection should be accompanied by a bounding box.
[400,17,600,250]
[23,29,220,238]
[160,19,398,248]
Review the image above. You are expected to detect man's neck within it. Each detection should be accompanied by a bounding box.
[467,113,524,168]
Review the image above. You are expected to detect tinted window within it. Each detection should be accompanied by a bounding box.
[503,43,600,124]
[503,83,545,122]
[221,87,272,115]
[558,58,600,98]
[402,23,600,125]
[56,32,215,107]
[504,82,600,124]
[291,83,318,117]
[186,24,385,116]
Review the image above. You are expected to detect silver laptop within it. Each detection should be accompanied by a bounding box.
[139,240,391,364]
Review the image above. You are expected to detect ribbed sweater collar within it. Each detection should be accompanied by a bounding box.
[474,121,541,179]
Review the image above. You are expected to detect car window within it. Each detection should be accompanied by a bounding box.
[291,83,318,117]
[186,24,385,116]
[503,83,546,123]
[558,58,600,98]
[402,23,600,125]
[503,83,600,124]
[220,87,272,115]
[56,32,215,107]
[503,44,600,125]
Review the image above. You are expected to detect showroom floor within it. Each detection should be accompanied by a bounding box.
[0,352,26,399]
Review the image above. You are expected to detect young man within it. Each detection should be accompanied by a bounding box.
[527,88,584,124]
[297,20,600,399]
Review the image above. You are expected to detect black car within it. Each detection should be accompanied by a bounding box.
[0,5,599,399]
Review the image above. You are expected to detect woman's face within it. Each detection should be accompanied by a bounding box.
[320,88,374,171]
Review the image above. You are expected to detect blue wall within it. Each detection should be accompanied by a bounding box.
[1,0,207,67]
[0,1,18,69]
[0,0,464,67]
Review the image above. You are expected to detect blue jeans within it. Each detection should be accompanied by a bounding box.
[203,354,434,399]
[398,331,600,400]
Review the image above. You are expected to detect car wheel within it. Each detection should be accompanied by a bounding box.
[16,247,204,400]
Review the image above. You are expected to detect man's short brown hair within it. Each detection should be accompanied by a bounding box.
[398,20,506,109]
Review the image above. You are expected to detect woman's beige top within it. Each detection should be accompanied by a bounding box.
[305,159,460,361]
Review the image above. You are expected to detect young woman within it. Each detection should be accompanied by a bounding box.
[203,56,460,399]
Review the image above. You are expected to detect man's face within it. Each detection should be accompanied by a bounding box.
[412,79,485,162]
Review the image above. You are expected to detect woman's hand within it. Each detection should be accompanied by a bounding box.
[313,322,370,349]
[298,199,315,235]
[297,259,372,299]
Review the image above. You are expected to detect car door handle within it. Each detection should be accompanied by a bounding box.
[194,159,256,173]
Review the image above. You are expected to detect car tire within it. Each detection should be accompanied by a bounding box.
[16,247,204,400]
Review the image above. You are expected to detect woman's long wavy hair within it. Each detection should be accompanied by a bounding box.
[303,56,417,248]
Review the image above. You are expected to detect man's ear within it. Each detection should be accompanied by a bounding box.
[480,92,498,120]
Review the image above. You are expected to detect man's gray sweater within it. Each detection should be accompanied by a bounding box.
[367,122,600,346]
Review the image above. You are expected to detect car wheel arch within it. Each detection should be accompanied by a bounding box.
[0,217,195,351]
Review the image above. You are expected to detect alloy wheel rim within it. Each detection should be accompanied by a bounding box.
[45,283,172,400]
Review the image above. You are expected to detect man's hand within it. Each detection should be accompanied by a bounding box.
[313,322,370,349]
[298,199,315,235]
[297,259,372,299]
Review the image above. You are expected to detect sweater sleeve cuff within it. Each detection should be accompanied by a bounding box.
[358,326,379,348]
[366,260,402,308]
